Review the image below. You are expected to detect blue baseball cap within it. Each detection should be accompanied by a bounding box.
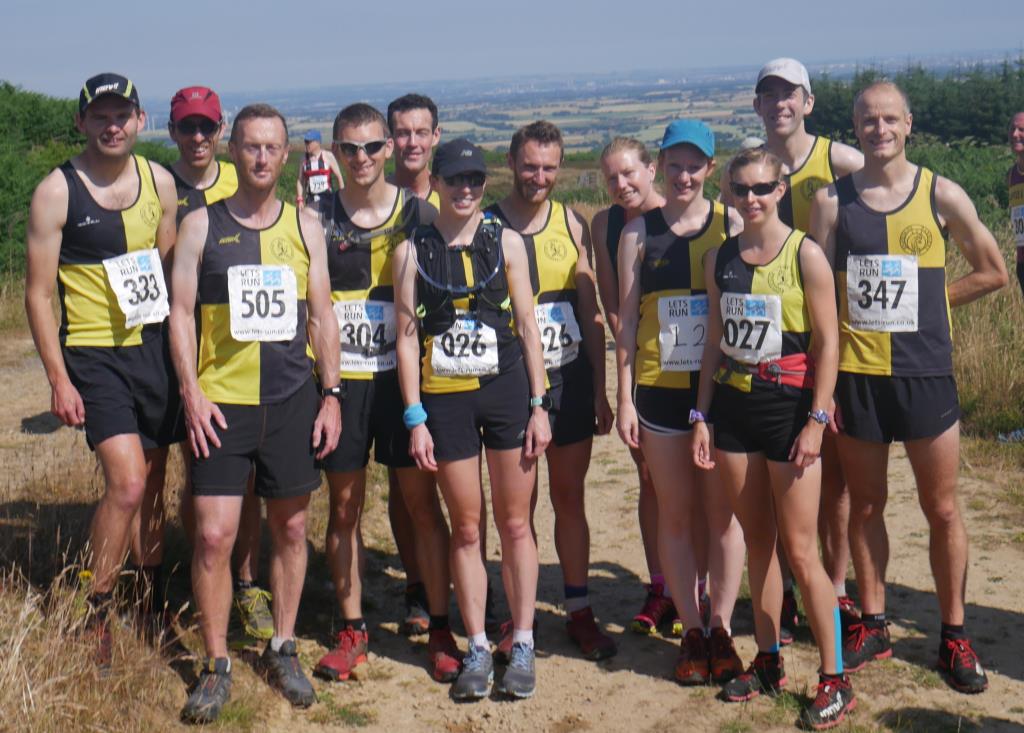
[660,119,715,159]
[304,129,321,142]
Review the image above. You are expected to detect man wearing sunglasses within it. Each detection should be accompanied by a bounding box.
[722,58,864,647]
[486,120,616,662]
[387,93,441,209]
[297,129,343,217]
[25,73,181,667]
[167,86,274,645]
[810,81,1006,696]
[313,103,461,686]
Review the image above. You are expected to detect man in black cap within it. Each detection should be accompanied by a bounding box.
[25,73,182,665]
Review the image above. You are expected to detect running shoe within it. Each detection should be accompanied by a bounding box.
[494,618,538,664]
[233,585,274,641]
[798,674,856,730]
[721,653,788,702]
[180,657,232,724]
[496,642,536,699]
[674,628,710,685]
[451,644,493,700]
[936,637,989,694]
[314,626,369,681]
[997,427,1024,443]
[842,621,891,672]
[428,628,462,683]
[708,627,744,684]
[566,607,617,660]
[631,582,674,635]
[837,595,860,639]
[87,614,113,673]
[780,588,799,646]
[401,583,430,637]
[260,640,315,707]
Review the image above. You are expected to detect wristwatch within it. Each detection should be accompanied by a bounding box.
[808,408,829,426]
[688,409,707,425]
[322,384,346,403]
[529,394,553,411]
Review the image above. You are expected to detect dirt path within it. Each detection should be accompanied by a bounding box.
[2,335,1023,732]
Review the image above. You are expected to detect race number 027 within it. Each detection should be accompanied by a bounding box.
[724,318,770,351]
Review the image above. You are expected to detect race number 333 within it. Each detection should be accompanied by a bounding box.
[227,264,298,342]
[846,255,918,332]
[720,293,782,364]
[102,249,169,328]
[431,312,499,377]
[657,295,707,371]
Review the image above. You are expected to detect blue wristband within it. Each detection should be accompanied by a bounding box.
[403,402,428,429]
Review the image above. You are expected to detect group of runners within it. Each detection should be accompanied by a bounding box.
[23,57,1015,729]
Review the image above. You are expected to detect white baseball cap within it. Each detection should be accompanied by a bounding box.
[756,58,811,95]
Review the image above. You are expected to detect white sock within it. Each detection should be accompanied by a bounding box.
[470,632,488,650]
[565,596,590,614]
[270,635,287,652]
[834,581,847,597]
[512,628,534,648]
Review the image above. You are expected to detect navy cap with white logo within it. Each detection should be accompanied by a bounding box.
[79,73,140,115]
[432,138,487,177]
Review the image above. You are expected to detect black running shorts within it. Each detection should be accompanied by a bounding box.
[422,363,530,462]
[836,372,960,443]
[548,360,596,447]
[62,331,183,451]
[711,381,813,462]
[320,372,414,472]
[191,378,323,498]
[634,384,697,435]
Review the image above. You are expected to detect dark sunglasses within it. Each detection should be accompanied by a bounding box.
[174,118,220,137]
[334,139,387,157]
[730,180,780,197]
[442,173,486,188]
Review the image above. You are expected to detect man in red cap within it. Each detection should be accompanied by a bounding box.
[167,86,273,645]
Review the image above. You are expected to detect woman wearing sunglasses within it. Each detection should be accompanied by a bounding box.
[691,147,854,730]
[615,120,746,685]
[393,138,551,700]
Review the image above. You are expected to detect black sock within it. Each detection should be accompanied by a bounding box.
[820,671,845,684]
[941,623,966,641]
[755,650,780,663]
[405,582,426,603]
[88,591,113,619]
[429,614,449,631]
[344,618,366,631]
[863,613,886,626]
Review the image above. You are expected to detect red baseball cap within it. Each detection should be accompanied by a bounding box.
[170,86,222,122]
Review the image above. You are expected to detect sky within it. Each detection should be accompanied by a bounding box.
[1,0,1020,105]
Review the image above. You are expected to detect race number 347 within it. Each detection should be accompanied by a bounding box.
[102,249,169,327]
[846,255,918,332]
[227,264,298,342]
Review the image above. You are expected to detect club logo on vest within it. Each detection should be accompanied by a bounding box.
[218,232,241,245]
[800,177,826,201]
[899,225,933,255]
[271,237,293,260]
[543,238,568,261]
[140,201,160,227]
[767,267,791,294]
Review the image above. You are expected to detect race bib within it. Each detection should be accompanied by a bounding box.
[334,299,396,372]
[307,174,329,194]
[657,294,708,371]
[431,312,499,377]
[846,255,918,332]
[102,249,169,328]
[227,264,298,342]
[720,293,783,364]
[1012,205,1024,249]
[535,302,581,370]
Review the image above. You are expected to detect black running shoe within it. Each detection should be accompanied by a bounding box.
[181,657,232,725]
[721,653,788,702]
[798,674,856,730]
[842,622,891,672]
[937,637,988,694]
[260,640,315,707]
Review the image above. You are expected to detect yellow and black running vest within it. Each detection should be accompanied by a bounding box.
[605,204,627,280]
[172,161,238,226]
[325,188,436,380]
[713,229,812,393]
[487,200,587,386]
[427,189,441,210]
[778,136,834,232]
[1009,164,1024,261]
[197,201,312,405]
[835,168,951,377]
[414,217,521,394]
[58,155,163,347]
[635,201,730,389]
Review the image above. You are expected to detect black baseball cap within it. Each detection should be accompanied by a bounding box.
[79,73,140,115]
[432,138,486,178]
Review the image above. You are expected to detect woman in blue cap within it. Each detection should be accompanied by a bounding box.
[615,119,746,685]
[691,147,854,729]
[393,138,550,701]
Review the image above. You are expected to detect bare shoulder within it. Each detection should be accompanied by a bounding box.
[829,140,864,176]
[148,160,176,190]
[591,206,610,235]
